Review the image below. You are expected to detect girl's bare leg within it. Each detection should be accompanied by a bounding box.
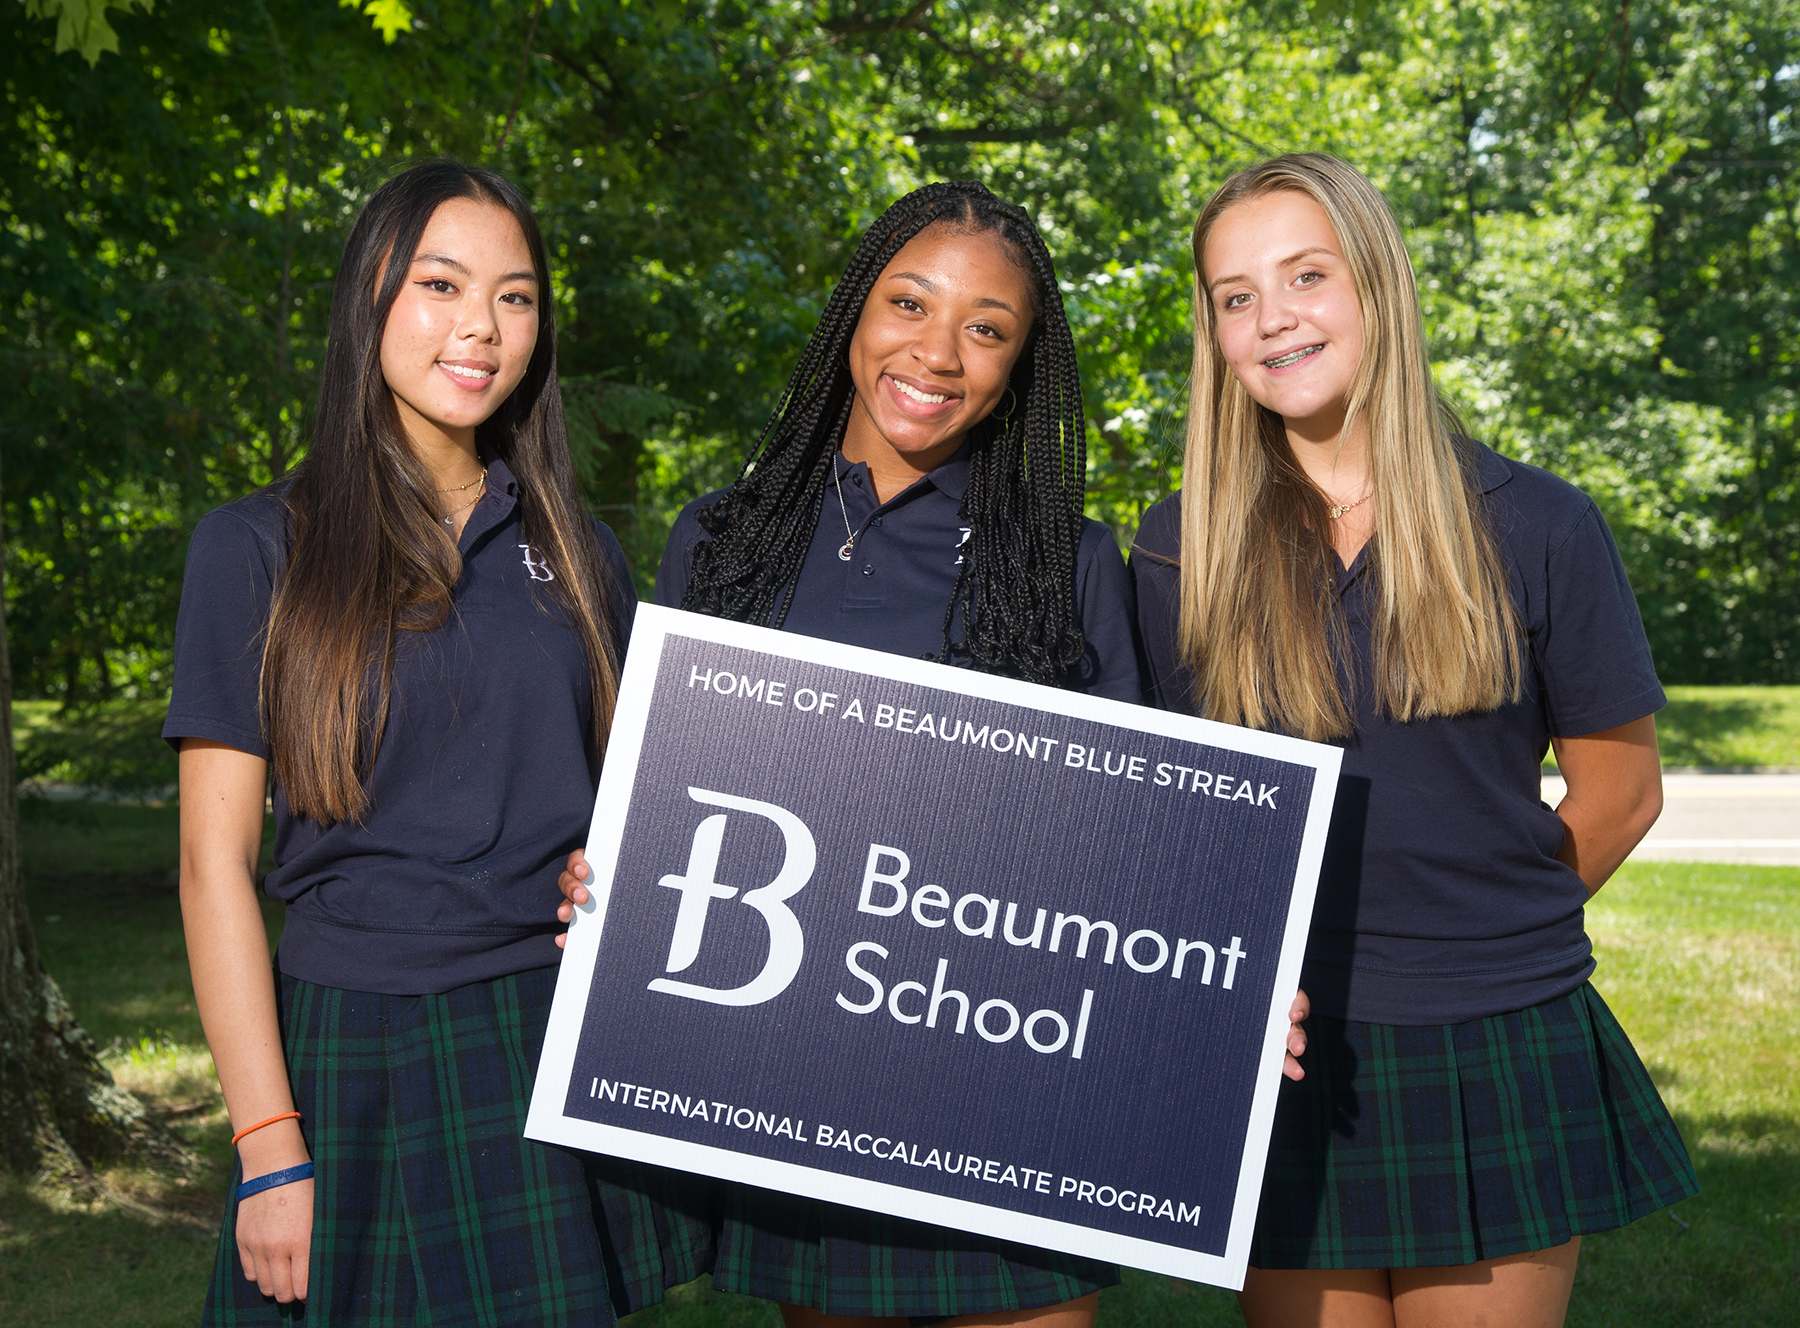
[1391,1237,1580,1328]
[1239,1237,1580,1328]
[1239,1268,1397,1328]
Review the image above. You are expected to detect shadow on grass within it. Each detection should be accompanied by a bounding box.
[1570,1112,1799,1328]
[0,1177,220,1328]
[1656,696,1780,768]
[621,1276,783,1328]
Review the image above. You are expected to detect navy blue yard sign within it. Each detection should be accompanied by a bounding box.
[528,606,1341,1289]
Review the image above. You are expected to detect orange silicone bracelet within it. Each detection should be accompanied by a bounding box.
[231,1111,302,1148]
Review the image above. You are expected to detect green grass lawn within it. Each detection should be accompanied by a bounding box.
[1655,686,1800,768]
[2,807,1794,1326]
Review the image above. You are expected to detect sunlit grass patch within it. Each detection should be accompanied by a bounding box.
[104,1036,226,1123]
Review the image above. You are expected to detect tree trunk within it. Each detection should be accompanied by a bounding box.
[0,481,191,1182]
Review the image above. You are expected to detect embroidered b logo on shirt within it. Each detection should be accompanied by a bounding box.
[519,544,556,581]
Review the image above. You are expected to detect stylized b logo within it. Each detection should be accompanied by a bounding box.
[648,787,816,1007]
[519,544,556,581]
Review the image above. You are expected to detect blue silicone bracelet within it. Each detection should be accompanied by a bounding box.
[237,1162,314,1201]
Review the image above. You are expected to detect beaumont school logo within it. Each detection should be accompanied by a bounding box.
[649,787,816,1007]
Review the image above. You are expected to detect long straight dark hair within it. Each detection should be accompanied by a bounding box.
[261,160,618,825]
[682,181,1089,685]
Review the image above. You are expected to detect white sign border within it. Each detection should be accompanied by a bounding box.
[528,604,1341,1291]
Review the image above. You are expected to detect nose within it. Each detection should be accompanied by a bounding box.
[455,294,500,344]
[1256,289,1299,340]
[911,315,962,375]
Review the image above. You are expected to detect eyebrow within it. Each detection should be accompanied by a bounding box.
[1207,245,1337,291]
[412,251,538,284]
[887,270,1019,316]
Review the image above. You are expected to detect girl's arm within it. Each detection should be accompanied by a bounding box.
[180,738,312,1303]
[1549,715,1662,896]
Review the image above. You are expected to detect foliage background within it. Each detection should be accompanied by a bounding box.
[4,0,1796,702]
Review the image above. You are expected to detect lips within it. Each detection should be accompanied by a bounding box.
[883,373,960,416]
[437,360,497,391]
[1262,344,1325,370]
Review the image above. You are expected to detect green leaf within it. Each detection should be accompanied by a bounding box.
[20,0,154,65]
[337,0,413,43]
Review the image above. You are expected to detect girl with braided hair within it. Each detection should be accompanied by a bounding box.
[559,181,1140,1325]
[666,179,1141,697]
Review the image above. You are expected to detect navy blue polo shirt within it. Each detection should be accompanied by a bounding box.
[1131,445,1664,1025]
[162,458,635,996]
[655,447,1144,702]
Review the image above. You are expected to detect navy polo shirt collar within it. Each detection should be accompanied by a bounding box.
[1476,442,1512,494]
[1335,444,1513,589]
[456,455,520,553]
[833,442,971,508]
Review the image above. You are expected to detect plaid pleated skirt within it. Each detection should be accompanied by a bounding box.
[203,966,716,1326]
[710,1185,1118,1322]
[1251,981,1697,1270]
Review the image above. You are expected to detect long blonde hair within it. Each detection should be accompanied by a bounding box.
[1175,153,1519,741]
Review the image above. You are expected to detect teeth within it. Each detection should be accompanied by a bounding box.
[1264,345,1323,369]
[892,377,948,404]
[441,363,494,379]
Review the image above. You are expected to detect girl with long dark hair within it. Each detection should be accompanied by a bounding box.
[559,180,1141,1327]
[167,160,710,1324]
[1133,153,1695,1327]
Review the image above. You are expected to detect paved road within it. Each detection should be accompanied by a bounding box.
[1541,771,1800,866]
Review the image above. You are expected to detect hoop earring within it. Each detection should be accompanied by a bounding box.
[994,387,1018,423]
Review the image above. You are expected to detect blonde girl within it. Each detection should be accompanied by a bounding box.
[1131,153,1696,1328]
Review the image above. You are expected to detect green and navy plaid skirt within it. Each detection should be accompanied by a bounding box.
[204,966,716,1326]
[1251,980,1697,1270]
[710,1185,1118,1322]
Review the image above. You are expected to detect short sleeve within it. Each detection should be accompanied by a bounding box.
[162,508,282,758]
[1127,497,1195,713]
[1537,502,1665,736]
[653,504,707,609]
[1073,520,1146,703]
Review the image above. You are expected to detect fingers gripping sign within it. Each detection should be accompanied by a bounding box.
[1283,988,1310,1081]
[557,854,589,948]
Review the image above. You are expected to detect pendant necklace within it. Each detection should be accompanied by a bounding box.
[832,457,858,561]
[1328,490,1372,520]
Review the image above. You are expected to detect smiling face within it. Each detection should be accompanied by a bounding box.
[379,197,541,454]
[840,223,1036,483]
[1203,190,1365,444]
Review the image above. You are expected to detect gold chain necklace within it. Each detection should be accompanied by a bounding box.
[439,470,487,526]
[1327,490,1372,520]
[437,469,486,493]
